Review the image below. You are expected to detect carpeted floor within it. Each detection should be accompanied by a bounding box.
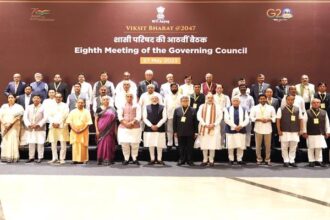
[0,161,329,178]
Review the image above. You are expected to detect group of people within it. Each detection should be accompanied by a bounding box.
[1,71,329,167]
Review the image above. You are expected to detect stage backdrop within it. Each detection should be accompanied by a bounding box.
[0,0,329,100]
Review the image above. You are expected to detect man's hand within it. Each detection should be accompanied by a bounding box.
[278,130,283,136]
[302,133,308,139]
[151,125,158,131]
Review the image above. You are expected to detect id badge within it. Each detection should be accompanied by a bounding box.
[321,103,326,109]
[291,115,296,122]
[181,116,186,122]
[314,118,319,124]
[193,103,197,109]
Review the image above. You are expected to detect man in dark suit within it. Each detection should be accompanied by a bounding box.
[48,73,69,102]
[4,73,26,98]
[314,82,330,164]
[173,95,198,166]
[275,77,289,102]
[190,83,205,111]
[265,88,280,148]
[137,69,159,98]
[250,74,271,104]
[17,85,33,109]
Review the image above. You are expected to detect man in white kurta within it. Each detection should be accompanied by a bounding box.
[47,93,70,164]
[164,83,181,147]
[115,71,137,96]
[115,80,137,109]
[303,98,330,167]
[281,85,306,114]
[117,93,142,165]
[197,93,222,166]
[179,75,194,97]
[24,95,47,163]
[277,95,304,167]
[42,89,56,119]
[213,84,231,148]
[250,94,276,165]
[139,84,163,116]
[160,73,177,97]
[224,96,249,165]
[143,95,167,165]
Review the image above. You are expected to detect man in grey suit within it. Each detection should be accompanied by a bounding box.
[266,88,280,148]
[250,74,271,104]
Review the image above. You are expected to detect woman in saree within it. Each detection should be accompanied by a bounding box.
[95,96,117,165]
[0,94,24,163]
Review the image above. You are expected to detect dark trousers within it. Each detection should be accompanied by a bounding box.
[178,136,194,163]
[324,138,330,163]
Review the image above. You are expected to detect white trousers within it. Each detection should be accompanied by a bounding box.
[166,119,178,146]
[149,147,163,161]
[29,144,44,159]
[202,150,215,163]
[308,148,322,162]
[51,141,67,161]
[228,148,244,162]
[122,143,139,161]
[281,141,298,163]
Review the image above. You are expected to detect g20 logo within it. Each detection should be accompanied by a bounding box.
[266,8,293,21]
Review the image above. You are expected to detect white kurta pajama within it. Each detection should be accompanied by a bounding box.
[0,104,24,162]
[143,105,167,161]
[197,103,222,163]
[23,104,47,160]
[224,106,249,162]
[214,93,231,148]
[276,107,304,163]
[47,102,70,162]
[164,93,181,146]
[303,112,330,162]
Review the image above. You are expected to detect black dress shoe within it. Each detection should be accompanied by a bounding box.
[97,161,102,165]
[158,161,165,165]
[200,162,208,166]
[289,163,298,167]
[122,160,129,165]
[317,162,327,167]
[133,160,140,165]
[187,162,195,166]
[36,159,43,163]
[177,161,185,166]
[228,161,234,166]
[209,162,215,167]
[148,160,155,165]
[238,161,246,165]
[309,162,315,167]
[283,163,289,167]
[26,159,34,163]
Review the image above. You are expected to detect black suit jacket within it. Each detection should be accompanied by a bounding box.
[173,106,198,137]
[250,82,271,104]
[314,93,330,117]
[4,81,26,97]
[48,82,69,102]
[190,93,205,111]
[17,95,33,109]
[275,85,289,102]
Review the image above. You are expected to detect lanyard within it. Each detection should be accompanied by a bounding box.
[311,109,320,118]
[286,106,294,115]
[54,82,61,91]
[181,107,189,116]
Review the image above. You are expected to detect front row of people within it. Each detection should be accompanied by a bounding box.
[0,92,329,167]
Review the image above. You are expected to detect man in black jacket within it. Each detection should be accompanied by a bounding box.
[190,83,205,112]
[173,95,198,166]
[314,82,330,164]
[48,74,69,102]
